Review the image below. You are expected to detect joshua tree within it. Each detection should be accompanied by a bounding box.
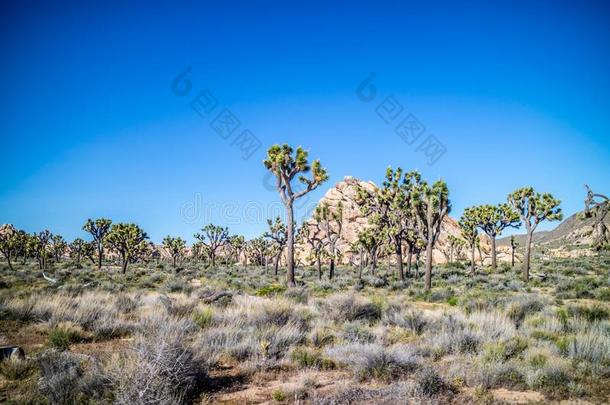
[70,238,85,265]
[15,230,29,265]
[356,227,381,276]
[0,224,18,270]
[442,234,466,264]
[470,204,521,269]
[583,185,609,251]
[300,221,327,280]
[264,144,328,287]
[229,235,246,265]
[104,223,149,274]
[314,202,343,280]
[413,179,451,290]
[357,168,420,281]
[32,230,52,270]
[83,218,112,270]
[459,208,479,274]
[508,187,562,281]
[247,237,270,268]
[162,236,186,269]
[264,217,288,276]
[510,235,518,267]
[194,224,229,267]
[51,235,67,263]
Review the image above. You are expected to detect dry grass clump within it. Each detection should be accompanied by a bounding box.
[320,293,381,323]
[326,343,420,381]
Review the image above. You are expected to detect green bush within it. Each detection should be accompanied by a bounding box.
[47,326,85,351]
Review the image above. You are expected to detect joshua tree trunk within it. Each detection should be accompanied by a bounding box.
[97,246,103,270]
[490,235,497,269]
[406,248,413,275]
[359,250,364,278]
[511,246,515,267]
[395,239,404,281]
[6,253,13,271]
[316,256,322,280]
[285,202,296,287]
[274,253,281,276]
[211,252,216,267]
[470,243,476,274]
[425,240,433,290]
[524,231,533,281]
[329,258,335,280]
[121,254,129,274]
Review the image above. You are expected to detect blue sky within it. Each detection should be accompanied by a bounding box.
[1,0,609,243]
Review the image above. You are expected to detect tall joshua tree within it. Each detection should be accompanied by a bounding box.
[264,145,328,287]
[83,218,112,270]
[583,185,609,251]
[459,207,479,274]
[471,204,521,269]
[229,235,246,265]
[264,217,288,276]
[104,223,149,274]
[356,227,381,276]
[51,235,67,263]
[70,238,86,266]
[508,187,562,281]
[0,224,18,270]
[300,220,327,280]
[194,224,229,267]
[315,202,343,280]
[163,236,186,269]
[413,179,451,290]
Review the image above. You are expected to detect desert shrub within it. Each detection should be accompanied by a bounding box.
[256,284,286,297]
[383,307,429,335]
[326,343,419,381]
[470,311,516,342]
[0,358,35,380]
[526,364,571,397]
[341,322,376,343]
[505,295,545,327]
[284,287,309,304]
[114,316,204,405]
[309,325,335,348]
[193,307,214,329]
[47,323,87,350]
[416,367,447,397]
[568,330,610,365]
[322,294,381,323]
[37,351,111,405]
[290,347,335,370]
[567,304,609,322]
[471,362,526,390]
[115,294,139,314]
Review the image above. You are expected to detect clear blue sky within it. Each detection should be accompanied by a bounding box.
[1,0,609,243]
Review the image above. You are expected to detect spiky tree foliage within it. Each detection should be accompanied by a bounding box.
[228,235,246,265]
[442,234,466,264]
[459,208,479,274]
[264,217,288,276]
[83,218,112,270]
[32,230,52,270]
[194,224,229,267]
[0,224,18,270]
[583,185,609,251]
[247,237,270,268]
[314,202,343,280]
[104,223,149,274]
[51,235,67,263]
[69,238,87,265]
[413,179,451,290]
[469,204,521,269]
[299,221,327,280]
[15,230,28,265]
[356,168,421,281]
[356,227,381,276]
[264,144,329,287]
[508,187,563,281]
[510,235,518,267]
[162,236,186,269]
